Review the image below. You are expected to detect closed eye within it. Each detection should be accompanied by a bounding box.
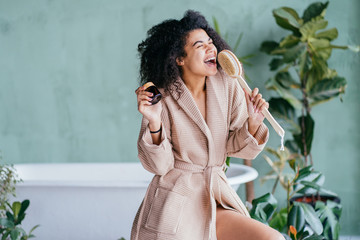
[193,38,212,48]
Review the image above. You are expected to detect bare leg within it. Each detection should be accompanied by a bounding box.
[216,206,285,240]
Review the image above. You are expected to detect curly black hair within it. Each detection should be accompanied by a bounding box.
[137,10,230,95]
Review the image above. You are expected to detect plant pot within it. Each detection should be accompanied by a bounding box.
[290,194,341,208]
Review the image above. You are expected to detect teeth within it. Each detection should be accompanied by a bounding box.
[205,57,216,62]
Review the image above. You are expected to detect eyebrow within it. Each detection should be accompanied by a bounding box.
[192,37,212,47]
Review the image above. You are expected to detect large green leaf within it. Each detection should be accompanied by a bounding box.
[250,193,278,223]
[19,200,30,215]
[280,35,300,48]
[270,48,288,56]
[293,166,338,196]
[294,173,325,194]
[269,207,288,232]
[297,165,313,178]
[308,76,347,106]
[315,201,342,239]
[265,77,302,109]
[11,202,21,220]
[293,114,315,156]
[308,38,332,60]
[16,200,30,225]
[268,98,300,134]
[300,17,328,41]
[296,202,323,235]
[306,59,329,91]
[0,218,15,228]
[275,72,300,89]
[288,204,305,232]
[315,28,338,41]
[261,41,280,54]
[10,228,20,240]
[273,7,301,34]
[251,206,268,224]
[297,181,322,194]
[283,43,307,63]
[11,227,27,240]
[293,165,322,186]
[269,58,284,71]
[298,50,312,79]
[302,1,329,23]
[6,212,14,223]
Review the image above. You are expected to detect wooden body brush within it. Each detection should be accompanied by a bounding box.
[218,50,285,147]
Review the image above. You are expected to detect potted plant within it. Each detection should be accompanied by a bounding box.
[252,158,342,239]
[0,160,39,240]
[250,1,358,239]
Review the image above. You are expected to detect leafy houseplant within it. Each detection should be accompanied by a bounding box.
[0,163,20,216]
[0,200,39,240]
[0,161,39,240]
[251,165,342,240]
[250,1,357,239]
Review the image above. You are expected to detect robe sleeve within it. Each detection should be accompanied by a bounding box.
[137,103,174,176]
[226,79,269,160]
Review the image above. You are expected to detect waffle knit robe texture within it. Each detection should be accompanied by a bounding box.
[131,71,269,240]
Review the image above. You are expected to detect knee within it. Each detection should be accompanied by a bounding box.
[272,231,285,240]
[264,227,285,240]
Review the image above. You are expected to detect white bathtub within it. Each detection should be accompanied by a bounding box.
[13,162,258,240]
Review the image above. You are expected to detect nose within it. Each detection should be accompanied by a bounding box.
[206,43,216,53]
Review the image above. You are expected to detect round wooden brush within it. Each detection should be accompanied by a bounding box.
[218,50,285,145]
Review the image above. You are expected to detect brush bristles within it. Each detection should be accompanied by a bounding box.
[218,50,243,77]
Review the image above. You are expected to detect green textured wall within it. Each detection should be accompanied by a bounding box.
[0,0,359,235]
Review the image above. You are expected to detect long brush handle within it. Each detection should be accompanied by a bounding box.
[235,75,285,138]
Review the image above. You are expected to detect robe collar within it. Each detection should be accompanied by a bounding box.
[169,72,227,165]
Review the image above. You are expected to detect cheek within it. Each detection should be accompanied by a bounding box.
[194,52,205,64]
[186,53,202,66]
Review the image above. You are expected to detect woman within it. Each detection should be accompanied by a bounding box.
[132,10,284,240]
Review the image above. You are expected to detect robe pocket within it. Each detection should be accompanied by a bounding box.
[145,187,186,235]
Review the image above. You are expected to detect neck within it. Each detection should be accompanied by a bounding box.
[182,75,206,97]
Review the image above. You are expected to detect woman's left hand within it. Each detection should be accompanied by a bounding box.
[244,88,269,135]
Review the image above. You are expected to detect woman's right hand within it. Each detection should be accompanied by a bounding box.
[135,86,162,130]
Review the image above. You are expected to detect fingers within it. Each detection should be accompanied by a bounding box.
[257,100,269,113]
[251,88,259,100]
[136,86,155,112]
[244,88,251,106]
[249,88,269,113]
[136,86,153,101]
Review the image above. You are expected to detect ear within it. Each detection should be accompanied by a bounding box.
[176,57,184,66]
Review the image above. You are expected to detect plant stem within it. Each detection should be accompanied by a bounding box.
[300,71,311,165]
[287,178,291,232]
[301,109,308,165]
[272,176,279,195]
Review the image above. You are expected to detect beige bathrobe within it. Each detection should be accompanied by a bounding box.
[131,71,269,240]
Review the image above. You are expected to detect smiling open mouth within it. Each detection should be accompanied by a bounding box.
[204,57,216,65]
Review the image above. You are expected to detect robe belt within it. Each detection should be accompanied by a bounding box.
[174,161,224,240]
[174,160,224,173]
